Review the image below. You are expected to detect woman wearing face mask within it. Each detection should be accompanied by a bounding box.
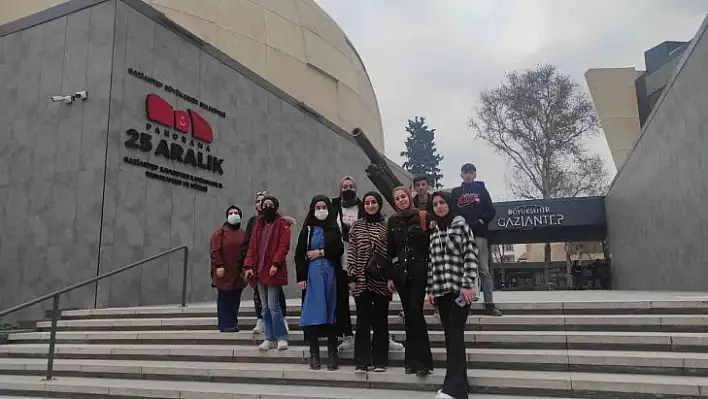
[210,205,246,332]
[244,191,288,335]
[347,191,391,373]
[243,195,292,351]
[427,191,478,399]
[387,186,433,376]
[295,195,344,370]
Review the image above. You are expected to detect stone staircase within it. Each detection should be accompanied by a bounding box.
[2,291,708,398]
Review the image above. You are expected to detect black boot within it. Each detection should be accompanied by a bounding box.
[327,339,339,371]
[309,342,321,370]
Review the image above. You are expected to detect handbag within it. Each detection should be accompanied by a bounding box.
[363,225,387,279]
[365,251,387,280]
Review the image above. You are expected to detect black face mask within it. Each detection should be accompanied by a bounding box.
[341,189,356,201]
[262,207,277,222]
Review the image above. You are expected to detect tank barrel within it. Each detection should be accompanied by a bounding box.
[350,128,403,208]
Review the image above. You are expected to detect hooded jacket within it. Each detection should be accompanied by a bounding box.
[243,196,291,286]
[449,181,496,238]
[294,195,344,283]
[210,205,246,291]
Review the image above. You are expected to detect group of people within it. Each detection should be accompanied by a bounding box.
[209,163,501,399]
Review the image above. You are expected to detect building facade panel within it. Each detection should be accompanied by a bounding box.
[606,15,708,291]
[0,0,410,317]
[0,0,386,152]
[0,3,115,318]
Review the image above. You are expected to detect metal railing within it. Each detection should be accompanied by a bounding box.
[0,246,189,380]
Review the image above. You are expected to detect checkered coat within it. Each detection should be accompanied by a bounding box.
[426,215,479,297]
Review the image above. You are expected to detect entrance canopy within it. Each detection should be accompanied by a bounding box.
[486,196,606,245]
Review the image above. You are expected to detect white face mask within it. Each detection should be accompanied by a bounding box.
[314,209,329,221]
[227,214,241,225]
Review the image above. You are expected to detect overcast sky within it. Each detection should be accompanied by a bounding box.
[315,0,707,200]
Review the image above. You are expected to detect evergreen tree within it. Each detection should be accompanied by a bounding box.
[400,116,444,188]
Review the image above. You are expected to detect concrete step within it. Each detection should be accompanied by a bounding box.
[0,360,707,397]
[2,344,708,376]
[0,375,573,399]
[34,314,708,332]
[56,298,708,320]
[8,329,708,352]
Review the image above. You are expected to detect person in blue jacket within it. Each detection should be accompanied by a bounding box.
[449,163,503,317]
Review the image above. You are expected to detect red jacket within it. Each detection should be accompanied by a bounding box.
[243,216,291,286]
[210,226,246,291]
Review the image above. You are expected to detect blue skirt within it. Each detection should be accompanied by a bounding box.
[300,258,337,326]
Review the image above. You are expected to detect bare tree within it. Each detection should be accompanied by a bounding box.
[469,64,609,287]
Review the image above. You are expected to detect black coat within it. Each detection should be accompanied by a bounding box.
[387,211,430,284]
[294,225,345,283]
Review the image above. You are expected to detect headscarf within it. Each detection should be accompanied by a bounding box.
[261,195,280,222]
[431,191,457,230]
[391,186,418,218]
[224,204,243,229]
[303,194,338,229]
[361,191,384,222]
[339,176,358,207]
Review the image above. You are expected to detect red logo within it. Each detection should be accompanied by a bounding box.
[146,93,213,143]
[458,193,480,207]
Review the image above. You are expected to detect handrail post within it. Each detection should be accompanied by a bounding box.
[45,294,60,380]
[180,246,189,307]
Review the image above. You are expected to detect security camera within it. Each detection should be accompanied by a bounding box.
[49,91,88,104]
[50,95,74,103]
[73,91,88,101]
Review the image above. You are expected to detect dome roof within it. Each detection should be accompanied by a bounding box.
[0,0,385,150]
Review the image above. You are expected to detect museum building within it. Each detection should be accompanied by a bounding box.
[0,0,409,316]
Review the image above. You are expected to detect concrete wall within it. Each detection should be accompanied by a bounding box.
[0,2,115,319]
[605,15,708,291]
[0,0,409,318]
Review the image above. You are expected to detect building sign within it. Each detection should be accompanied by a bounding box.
[496,204,565,230]
[122,68,226,193]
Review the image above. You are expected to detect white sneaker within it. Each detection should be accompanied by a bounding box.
[435,390,454,399]
[388,338,404,351]
[258,340,275,351]
[277,340,288,350]
[253,319,264,334]
[337,336,354,351]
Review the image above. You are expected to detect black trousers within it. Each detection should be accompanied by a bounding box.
[254,285,286,319]
[398,272,433,372]
[354,290,390,368]
[336,268,354,337]
[216,289,242,331]
[437,293,470,399]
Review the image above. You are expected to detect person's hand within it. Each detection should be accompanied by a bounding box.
[269,265,278,276]
[427,295,435,306]
[348,282,357,293]
[461,288,475,304]
[297,281,307,289]
[387,280,396,293]
[243,269,254,280]
[215,268,225,278]
[429,220,438,230]
[307,250,322,259]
